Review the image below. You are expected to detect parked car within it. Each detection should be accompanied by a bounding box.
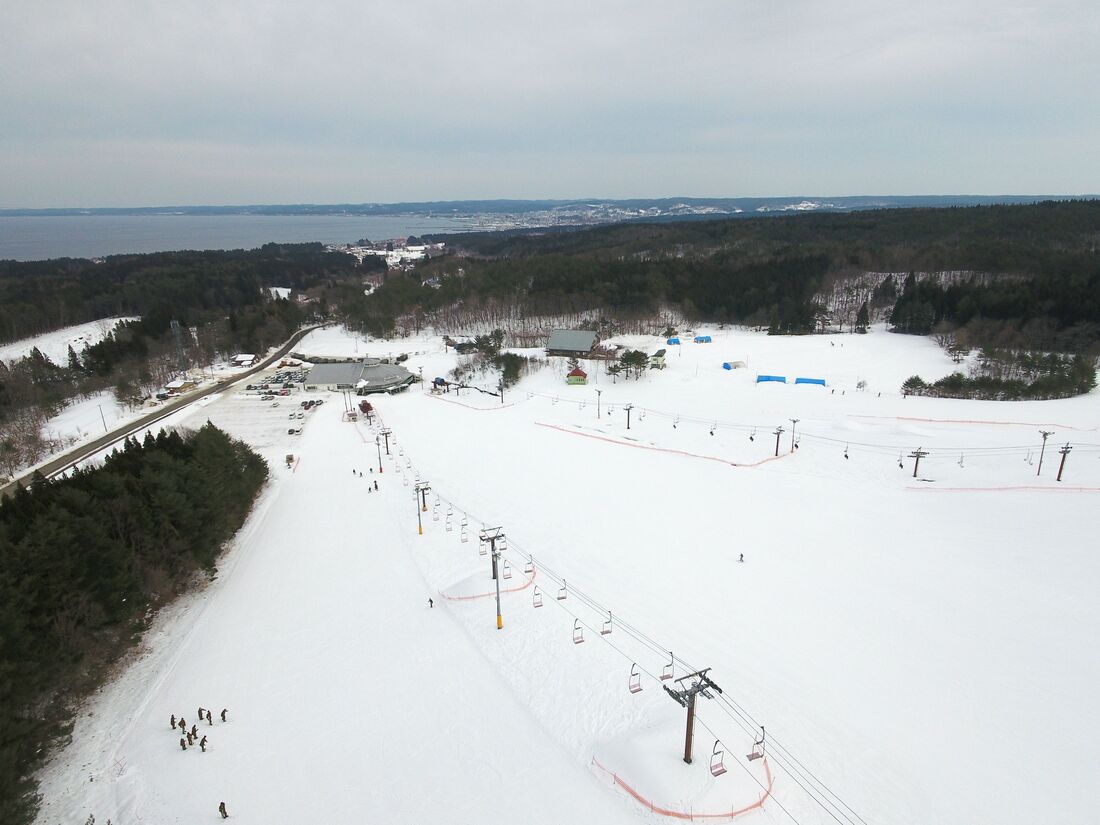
[296,412,305,419]
[272,402,279,407]
[261,394,274,400]
[288,427,301,435]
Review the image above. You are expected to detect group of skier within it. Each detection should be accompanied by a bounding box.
[354,468,381,493]
[171,707,227,753]
[170,708,231,817]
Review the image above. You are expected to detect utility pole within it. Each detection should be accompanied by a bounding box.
[479,527,506,629]
[375,435,383,473]
[1057,443,1072,482]
[596,389,602,419]
[663,669,723,764]
[909,446,929,478]
[625,403,634,430]
[414,481,430,535]
[1037,430,1054,476]
[789,418,800,453]
[98,404,108,433]
[773,426,784,457]
[380,428,392,455]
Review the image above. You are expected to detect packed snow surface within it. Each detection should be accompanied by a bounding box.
[0,317,136,366]
[34,326,1100,825]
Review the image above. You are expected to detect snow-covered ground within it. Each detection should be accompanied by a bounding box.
[0,317,136,366]
[34,325,1100,825]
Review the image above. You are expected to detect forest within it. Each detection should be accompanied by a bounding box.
[0,425,268,823]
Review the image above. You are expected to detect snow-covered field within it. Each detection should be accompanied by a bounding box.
[0,318,136,366]
[34,326,1100,825]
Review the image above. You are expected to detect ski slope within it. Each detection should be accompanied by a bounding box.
[0,317,136,366]
[34,326,1100,825]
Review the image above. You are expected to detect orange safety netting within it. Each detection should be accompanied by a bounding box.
[536,422,788,470]
[591,755,774,821]
[438,570,537,601]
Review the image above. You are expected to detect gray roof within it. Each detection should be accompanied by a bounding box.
[546,329,599,352]
[305,361,416,392]
[304,362,368,386]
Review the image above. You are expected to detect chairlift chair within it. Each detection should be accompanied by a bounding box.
[461,515,469,528]
[460,529,469,544]
[479,541,487,556]
[502,560,512,580]
[445,517,453,532]
[747,726,765,762]
[432,505,440,521]
[405,458,411,468]
[628,663,643,694]
[710,740,728,777]
[532,586,543,608]
[601,611,613,636]
[557,581,568,601]
[524,558,535,575]
[572,619,584,644]
[660,652,675,681]
[403,476,409,486]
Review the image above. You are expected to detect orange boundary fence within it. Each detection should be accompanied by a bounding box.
[535,422,788,469]
[438,570,537,601]
[590,755,774,821]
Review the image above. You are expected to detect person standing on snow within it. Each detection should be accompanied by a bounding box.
[190,724,198,738]
[178,716,186,731]
[207,710,213,725]
[374,480,378,491]
[738,553,744,563]
[219,801,229,818]
[179,737,187,751]
[428,598,433,608]
[200,735,208,752]
[170,714,176,729]
[220,708,228,722]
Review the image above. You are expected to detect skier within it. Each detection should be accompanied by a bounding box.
[428,598,433,608]
[180,737,187,751]
[170,714,176,729]
[738,553,744,563]
[200,735,207,753]
[178,717,186,731]
[219,801,229,819]
[220,708,228,722]
[197,706,204,720]
[186,732,194,746]
[374,480,378,491]
[207,710,214,725]
[191,724,198,738]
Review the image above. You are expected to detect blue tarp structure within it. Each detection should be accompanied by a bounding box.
[795,377,827,386]
[694,335,712,343]
[755,375,787,384]
[722,363,733,370]
[667,337,681,345]
[433,377,447,386]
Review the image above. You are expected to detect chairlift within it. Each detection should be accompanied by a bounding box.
[747,726,765,761]
[461,515,469,528]
[502,560,512,580]
[434,495,440,506]
[557,580,568,601]
[660,651,674,681]
[446,517,453,532]
[461,528,469,544]
[499,536,508,552]
[446,505,453,518]
[432,505,440,521]
[628,663,642,694]
[405,458,411,468]
[403,476,409,486]
[532,585,543,608]
[844,444,849,460]
[601,611,613,636]
[572,619,585,644]
[524,558,535,575]
[749,427,756,442]
[897,452,904,469]
[479,541,487,556]
[710,740,728,777]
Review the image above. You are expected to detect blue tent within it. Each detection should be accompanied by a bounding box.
[667,337,681,345]
[722,363,733,370]
[694,335,712,343]
[794,377,826,386]
[755,375,787,384]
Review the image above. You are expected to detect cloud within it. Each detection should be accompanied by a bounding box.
[1,0,1098,205]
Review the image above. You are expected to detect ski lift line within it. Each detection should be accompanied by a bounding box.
[413,478,867,825]
[529,388,1070,456]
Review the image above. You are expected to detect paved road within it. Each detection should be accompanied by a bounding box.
[0,324,326,498]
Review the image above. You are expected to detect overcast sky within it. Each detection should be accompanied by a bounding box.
[2,0,1098,207]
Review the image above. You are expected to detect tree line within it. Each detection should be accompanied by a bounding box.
[0,424,268,824]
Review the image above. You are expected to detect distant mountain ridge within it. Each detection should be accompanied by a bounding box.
[1,195,1088,219]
